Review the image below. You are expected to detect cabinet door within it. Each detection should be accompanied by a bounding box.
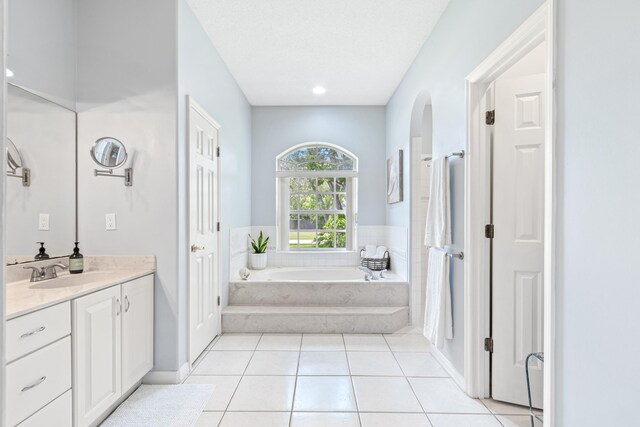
[73,285,122,427]
[122,275,154,391]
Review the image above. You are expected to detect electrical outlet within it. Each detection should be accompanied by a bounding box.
[105,213,117,231]
[39,214,50,231]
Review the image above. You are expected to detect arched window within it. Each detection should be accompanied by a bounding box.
[276,143,358,251]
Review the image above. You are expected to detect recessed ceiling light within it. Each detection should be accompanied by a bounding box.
[6,68,14,77]
[312,86,326,95]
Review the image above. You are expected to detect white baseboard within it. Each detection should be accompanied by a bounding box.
[142,362,191,385]
[428,343,465,389]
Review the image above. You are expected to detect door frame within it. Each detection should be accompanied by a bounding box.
[186,96,222,368]
[1,0,7,423]
[464,1,555,424]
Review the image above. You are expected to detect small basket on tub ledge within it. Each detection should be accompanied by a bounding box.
[360,248,390,271]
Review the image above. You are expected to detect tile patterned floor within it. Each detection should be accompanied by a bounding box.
[185,333,542,427]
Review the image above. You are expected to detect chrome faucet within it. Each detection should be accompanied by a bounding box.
[23,266,45,282]
[358,266,374,281]
[44,263,68,279]
[23,263,68,282]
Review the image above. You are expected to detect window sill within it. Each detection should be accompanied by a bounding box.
[275,250,357,254]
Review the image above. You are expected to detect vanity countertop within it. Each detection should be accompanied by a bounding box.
[6,269,155,320]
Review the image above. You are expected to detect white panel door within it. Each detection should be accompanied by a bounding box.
[122,275,154,391]
[492,73,545,408]
[72,285,122,427]
[188,97,220,365]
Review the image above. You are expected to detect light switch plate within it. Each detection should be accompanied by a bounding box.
[39,214,50,231]
[105,213,117,231]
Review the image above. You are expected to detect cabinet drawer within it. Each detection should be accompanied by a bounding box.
[6,302,71,362]
[7,336,72,426]
[18,389,72,427]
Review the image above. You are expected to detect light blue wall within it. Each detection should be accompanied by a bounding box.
[251,106,386,226]
[556,1,640,424]
[178,0,252,365]
[385,0,543,375]
[76,0,179,372]
[76,0,252,373]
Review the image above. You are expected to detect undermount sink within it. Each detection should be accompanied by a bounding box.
[29,271,119,289]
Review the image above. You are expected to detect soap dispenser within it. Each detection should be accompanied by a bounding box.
[69,242,84,274]
[34,242,50,260]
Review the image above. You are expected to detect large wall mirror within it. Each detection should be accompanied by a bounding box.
[6,84,77,264]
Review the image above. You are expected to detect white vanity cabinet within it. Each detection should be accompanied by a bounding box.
[72,285,122,427]
[122,275,154,391]
[72,274,154,427]
[5,302,72,426]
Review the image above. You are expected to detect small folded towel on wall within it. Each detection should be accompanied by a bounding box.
[424,157,452,248]
[423,247,453,349]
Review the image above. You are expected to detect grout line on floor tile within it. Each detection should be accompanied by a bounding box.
[287,342,302,427]
[342,334,363,427]
[218,345,258,419]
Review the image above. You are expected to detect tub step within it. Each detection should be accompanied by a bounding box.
[229,281,409,306]
[222,305,409,333]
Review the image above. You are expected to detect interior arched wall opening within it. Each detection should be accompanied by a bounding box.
[409,89,433,328]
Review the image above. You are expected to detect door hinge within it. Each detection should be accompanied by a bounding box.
[216,146,220,157]
[484,224,494,239]
[217,296,221,306]
[217,222,220,232]
[485,110,495,125]
[484,337,494,353]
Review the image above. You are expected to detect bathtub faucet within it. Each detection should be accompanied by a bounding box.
[358,267,388,281]
[358,266,374,281]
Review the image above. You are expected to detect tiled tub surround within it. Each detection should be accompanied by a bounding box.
[229,226,408,280]
[224,268,409,333]
[6,255,156,319]
[229,226,252,283]
[229,270,407,307]
[223,306,409,334]
[225,226,410,334]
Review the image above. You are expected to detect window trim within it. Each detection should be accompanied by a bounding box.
[276,142,358,252]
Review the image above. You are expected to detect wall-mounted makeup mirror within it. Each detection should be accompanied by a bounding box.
[91,137,133,186]
[6,84,77,265]
[6,137,31,186]
[7,137,22,171]
[91,137,127,168]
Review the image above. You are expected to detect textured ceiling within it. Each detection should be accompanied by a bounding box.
[186,0,450,105]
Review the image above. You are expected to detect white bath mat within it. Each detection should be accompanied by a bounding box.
[102,384,215,427]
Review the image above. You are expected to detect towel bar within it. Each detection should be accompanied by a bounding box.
[446,251,464,260]
[422,150,465,162]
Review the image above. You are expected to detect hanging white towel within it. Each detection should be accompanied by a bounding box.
[424,158,451,248]
[423,247,453,349]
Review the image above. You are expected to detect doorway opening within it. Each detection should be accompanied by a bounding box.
[464,2,554,424]
[409,90,433,328]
